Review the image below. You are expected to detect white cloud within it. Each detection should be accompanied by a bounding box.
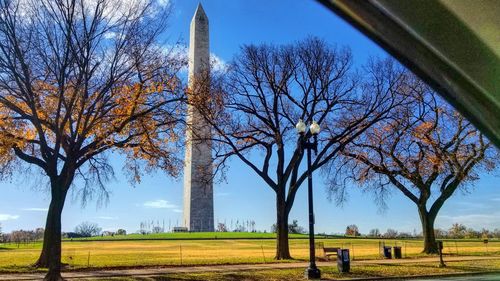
[103,32,117,39]
[438,212,500,229]
[452,201,490,210]
[173,209,182,213]
[97,216,118,220]
[0,214,19,221]
[163,44,227,73]
[22,208,48,212]
[210,54,228,72]
[15,0,171,27]
[102,227,120,232]
[96,0,169,22]
[157,0,170,7]
[143,199,177,209]
[164,44,188,65]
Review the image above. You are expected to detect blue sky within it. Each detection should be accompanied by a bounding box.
[1,0,499,234]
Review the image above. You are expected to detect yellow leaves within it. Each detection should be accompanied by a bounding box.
[24,128,37,141]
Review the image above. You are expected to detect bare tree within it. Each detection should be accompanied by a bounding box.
[151,226,163,234]
[0,0,184,279]
[345,224,360,236]
[216,223,228,232]
[333,73,497,253]
[197,38,404,259]
[35,228,45,240]
[74,222,101,237]
[288,220,305,234]
[449,223,467,238]
[384,229,398,239]
[368,228,380,237]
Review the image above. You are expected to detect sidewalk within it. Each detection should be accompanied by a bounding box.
[1,255,499,280]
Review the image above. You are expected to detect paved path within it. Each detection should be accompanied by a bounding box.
[1,255,499,280]
[355,255,500,264]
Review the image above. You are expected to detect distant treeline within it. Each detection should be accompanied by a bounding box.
[2,223,499,242]
[0,228,45,246]
[346,223,500,239]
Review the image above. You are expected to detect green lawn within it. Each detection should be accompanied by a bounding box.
[66,232,313,241]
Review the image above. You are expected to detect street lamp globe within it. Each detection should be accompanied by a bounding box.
[310,120,320,135]
[295,119,307,134]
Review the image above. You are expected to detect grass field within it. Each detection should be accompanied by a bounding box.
[1,234,499,273]
[86,260,500,281]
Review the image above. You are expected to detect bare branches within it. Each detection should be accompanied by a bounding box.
[0,0,185,191]
[199,38,403,217]
[335,67,497,214]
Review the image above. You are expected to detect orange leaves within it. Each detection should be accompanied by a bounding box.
[412,121,436,145]
[413,121,433,135]
[0,105,33,152]
[34,80,58,92]
[427,155,442,166]
[0,71,182,175]
[24,128,37,141]
[144,80,179,94]
[235,137,255,146]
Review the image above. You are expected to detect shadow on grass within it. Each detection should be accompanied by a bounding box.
[0,266,47,274]
[121,275,244,281]
[447,265,497,272]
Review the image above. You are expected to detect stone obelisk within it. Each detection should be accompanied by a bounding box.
[183,3,214,232]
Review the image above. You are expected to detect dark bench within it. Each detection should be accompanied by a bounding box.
[323,247,340,259]
[315,242,340,260]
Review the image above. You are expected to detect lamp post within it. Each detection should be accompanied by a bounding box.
[296,119,321,280]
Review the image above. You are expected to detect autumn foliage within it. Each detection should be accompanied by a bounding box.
[332,69,497,254]
[0,0,185,279]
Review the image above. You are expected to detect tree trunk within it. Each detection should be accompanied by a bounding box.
[34,178,68,281]
[275,192,292,259]
[418,206,438,254]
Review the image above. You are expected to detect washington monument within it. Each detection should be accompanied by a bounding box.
[183,3,214,232]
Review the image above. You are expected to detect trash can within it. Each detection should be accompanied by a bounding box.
[383,246,392,259]
[393,246,402,259]
[337,248,350,273]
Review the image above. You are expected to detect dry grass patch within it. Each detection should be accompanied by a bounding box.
[1,238,499,272]
[81,260,500,281]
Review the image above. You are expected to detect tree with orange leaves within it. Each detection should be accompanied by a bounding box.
[330,73,497,254]
[0,0,184,279]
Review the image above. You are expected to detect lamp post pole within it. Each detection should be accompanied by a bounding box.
[305,135,320,279]
[296,119,321,280]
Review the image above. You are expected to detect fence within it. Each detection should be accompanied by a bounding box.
[1,238,499,268]
[315,239,500,260]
